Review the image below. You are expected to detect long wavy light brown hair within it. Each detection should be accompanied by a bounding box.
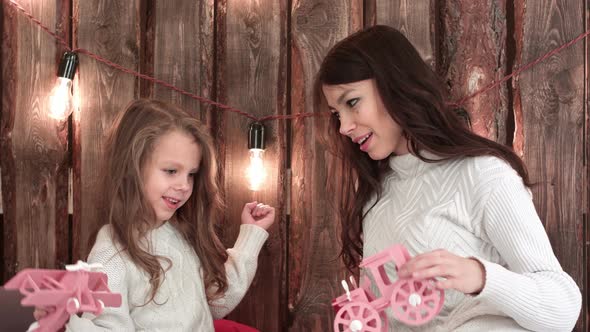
[314,25,530,273]
[97,99,228,303]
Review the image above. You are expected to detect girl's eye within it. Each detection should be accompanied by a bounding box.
[188,172,197,177]
[346,98,359,108]
[164,169,177,175]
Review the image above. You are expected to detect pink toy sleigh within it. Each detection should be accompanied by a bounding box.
[3,261,122,332]
[332,244,444,332]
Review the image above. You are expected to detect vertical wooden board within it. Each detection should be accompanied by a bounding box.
[514,0,585,330]
[585,1,589,329]
[439,0,508,142]
[216,0,287,330]
[0,0,69,280]
[1,0,18,283]
[72,0,141,260]
[586,1,590,328]
[375,0,435,68]
[55,0,73,274]
[289,0,362,330]
[151,0,215,124]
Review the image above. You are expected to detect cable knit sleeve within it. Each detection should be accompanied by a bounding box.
[209,224,269,319]
[65,227,136,332]
[474,167,581,332]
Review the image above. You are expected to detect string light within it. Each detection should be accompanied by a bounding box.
[246,122,266,191]
[48,52,78,120]
[6,0,590,122]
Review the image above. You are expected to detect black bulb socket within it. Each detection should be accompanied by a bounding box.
[57,52,78,80]
[248,122,265,150]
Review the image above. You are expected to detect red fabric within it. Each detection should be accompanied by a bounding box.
[213,319,260,332]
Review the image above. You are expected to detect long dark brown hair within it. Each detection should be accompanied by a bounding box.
[314,25,530,273]
[98,99,228,303]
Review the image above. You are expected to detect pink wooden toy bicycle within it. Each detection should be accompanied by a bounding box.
[3,260,122,332]
[332,244,444,331]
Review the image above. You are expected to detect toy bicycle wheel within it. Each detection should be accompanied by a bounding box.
[333,302,383,332]
[95,299,105,315]
[66,298,80,314]
[389,278,444,326]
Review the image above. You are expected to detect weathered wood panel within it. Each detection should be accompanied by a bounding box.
[439,0,508,142]
[514,0,585,330]
[72,0,141,260]
[215,0,288,330]
[151,0,214,125]
[371,0,435,67]
[289,0,362,330]
[585,4,589,329]
[0,0,70,281]
[1,1,589,331]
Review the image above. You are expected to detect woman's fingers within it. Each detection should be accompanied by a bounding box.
[33,307,52,320]
[398,250,453,277]
[396,250,485,294]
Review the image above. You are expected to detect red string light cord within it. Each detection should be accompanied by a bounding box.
[6,0,589,123]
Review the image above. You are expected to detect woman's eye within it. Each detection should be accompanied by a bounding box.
[188,172,197,177]
[346,98,359,108]
[164,169,177,175]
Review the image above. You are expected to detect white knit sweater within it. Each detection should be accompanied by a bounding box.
[65,223,268,332]
[362,153,581,331]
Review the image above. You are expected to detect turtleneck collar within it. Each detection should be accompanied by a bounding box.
[388,151,442,180]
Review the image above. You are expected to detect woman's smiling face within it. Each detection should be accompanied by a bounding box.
[322,79,409,160]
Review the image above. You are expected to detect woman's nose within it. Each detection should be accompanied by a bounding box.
[338,114,356,136]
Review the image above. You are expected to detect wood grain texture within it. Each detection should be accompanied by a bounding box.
[72,0,140,260]
[514,0,585,330]
[55,0,72,273]
[151,0,214,125]
[439,0,508,142]
[215,0,288,330]
[375,0,435,67]
[586,1,589,328]
[1,0,18,283]
[289,0,362,330]
[1,1,588,330]
[0,0,70,281]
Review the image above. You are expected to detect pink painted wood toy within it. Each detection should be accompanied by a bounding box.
[3,260,122,332]
[332,244,444,331]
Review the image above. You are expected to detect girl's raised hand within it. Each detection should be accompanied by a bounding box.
[397,249,486,295]
[241,201,275,230]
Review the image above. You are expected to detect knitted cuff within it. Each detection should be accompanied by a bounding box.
[232,224,269,258]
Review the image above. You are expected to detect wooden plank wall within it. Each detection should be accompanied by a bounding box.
[1,0,588,331]
[513,2,586,331]
[1,0,70,280]
[215,1,287,330]
[72,0,142,260]
[438,0,508,142]
[290,1,362,330]
[586,0,589,327]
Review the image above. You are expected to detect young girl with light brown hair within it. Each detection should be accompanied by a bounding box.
[35,99,274,331]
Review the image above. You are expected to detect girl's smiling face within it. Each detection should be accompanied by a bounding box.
[322,79,409,160]
[142,130,201,225]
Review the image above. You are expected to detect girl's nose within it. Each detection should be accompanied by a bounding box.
[175,177,191,191]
